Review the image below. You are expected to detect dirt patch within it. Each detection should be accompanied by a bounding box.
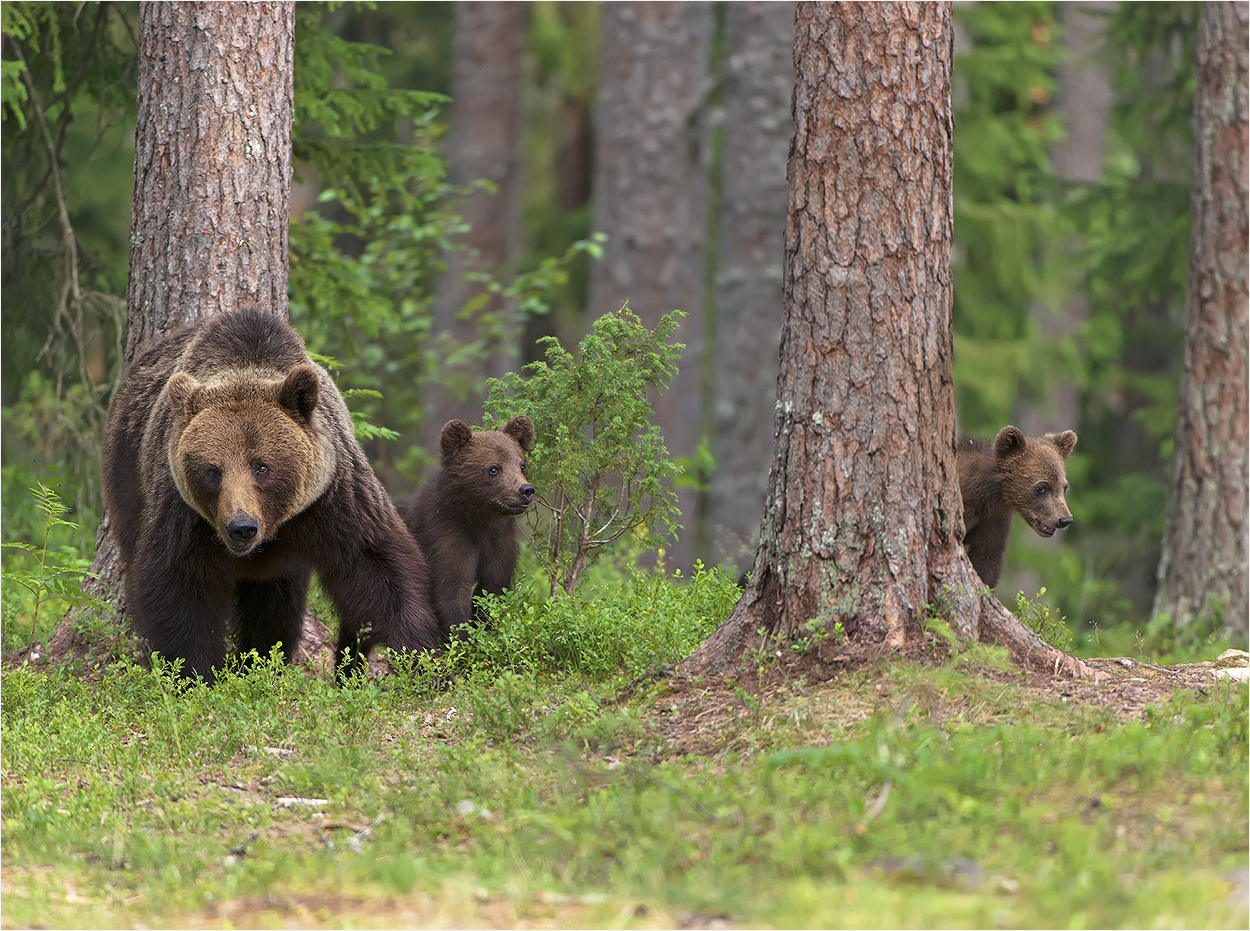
[633,640,1248,758]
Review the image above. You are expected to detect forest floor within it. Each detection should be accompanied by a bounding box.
[3,610,1247,930]
[21,609,1246,734]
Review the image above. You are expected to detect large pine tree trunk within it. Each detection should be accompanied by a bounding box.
[588,1,713,571]
[707,1,794,576]
[422,1,528,469]
[1152,1,1248,642]
[125,2,294,358]
[684,2,1095,680]
[65,1,295,648]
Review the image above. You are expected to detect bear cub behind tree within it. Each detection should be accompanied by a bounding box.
[102,307,440,682]
[956,425,1077,588]
[397,416,535,638]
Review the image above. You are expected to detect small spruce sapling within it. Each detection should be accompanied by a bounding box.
[485,304,684,596]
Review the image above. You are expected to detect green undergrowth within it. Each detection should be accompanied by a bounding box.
[449,554,739,683]
[2,529,1246,929]
[3,600,1247,929]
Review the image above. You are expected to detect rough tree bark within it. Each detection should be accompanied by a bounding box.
[62,1,295,645]
[683,2,1095,680]
[422,1,528,469]
[588,1,713,571]
[707,1,794,576]
[1151,1,1248,642]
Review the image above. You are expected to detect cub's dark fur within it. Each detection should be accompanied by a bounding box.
[397,417,535,637]
[102,308,439,681]
[956,425,1077,588]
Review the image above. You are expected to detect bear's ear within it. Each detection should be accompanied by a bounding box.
[1048,430,1077,458]
[166,372,204,426]
[440,420,474,464]
[993,425,1027,459]
[278,365,320,425]
[503,415,534,452]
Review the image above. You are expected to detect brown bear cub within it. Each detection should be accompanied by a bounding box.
[956,426,1077,588]
[396,417,535,638]
[102,307,440,682]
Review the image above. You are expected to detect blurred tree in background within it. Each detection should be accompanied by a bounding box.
[1151,1,1247,643]
[2,1,1239,652]
[420,2,528,471]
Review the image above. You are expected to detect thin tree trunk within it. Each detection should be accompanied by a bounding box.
[423,1,528,468]
[588,1,713,571]
[684,2,1095,680]
[1018,1,1114,437]
[64,1,295,650]
[707,1,794,577]
[1152,1,1248,642]
[1009,3,1115,592]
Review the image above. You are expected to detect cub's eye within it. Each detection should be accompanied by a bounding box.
[253,462,269,476]
[1034,483,1049,496]
[205,466,222,483]
[487,465,500,476]
[520,461,528,476]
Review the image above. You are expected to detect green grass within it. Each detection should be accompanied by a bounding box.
[3,564,1247,930]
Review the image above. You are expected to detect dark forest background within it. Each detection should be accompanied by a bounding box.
[0,2,1210,651]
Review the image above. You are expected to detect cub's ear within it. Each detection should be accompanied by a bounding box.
[503,415,534,452]
[166,372,204,426]
[278,365,320,425]
[440,420,474,464]
[993,425,1027,459]
[1048,430,1077,458]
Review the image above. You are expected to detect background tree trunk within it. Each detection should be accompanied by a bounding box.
[1152,1,1248,643]
[422,1,528,468]
[1006,2,1115,596]
[1018,1,1114,437]
[684,1,1094,680]
[588,1,713,571]
[707,1,794,576]
[67,1,295,642]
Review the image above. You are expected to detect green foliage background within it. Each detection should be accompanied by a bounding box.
[0,2,1211,650]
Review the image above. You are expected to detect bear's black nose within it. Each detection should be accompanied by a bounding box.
[519,484,535,502]
[227,517,259,542]
[1056,516,1073,529]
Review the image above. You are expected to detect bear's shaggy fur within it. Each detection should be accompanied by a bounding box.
[102,308,440,681]
[396,417,535,637]
[956,425,1078,588]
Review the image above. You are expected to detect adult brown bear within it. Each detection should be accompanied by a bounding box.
[396,417,535,638]
[956,426,1077,588]
[102,308,439,682]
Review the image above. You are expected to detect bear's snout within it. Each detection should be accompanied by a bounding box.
[1055,516,1073,530]
[227,516,258,542]
[519,483,535,503]
[224,513,261,552]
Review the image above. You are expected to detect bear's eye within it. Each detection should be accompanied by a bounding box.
[520,461,528,476]
[205,466,222,484]
[1034,482,1049,496]
[253,462,269,477]
[487,465,500,476]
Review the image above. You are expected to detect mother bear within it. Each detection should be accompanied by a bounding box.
[102,307,440,682]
